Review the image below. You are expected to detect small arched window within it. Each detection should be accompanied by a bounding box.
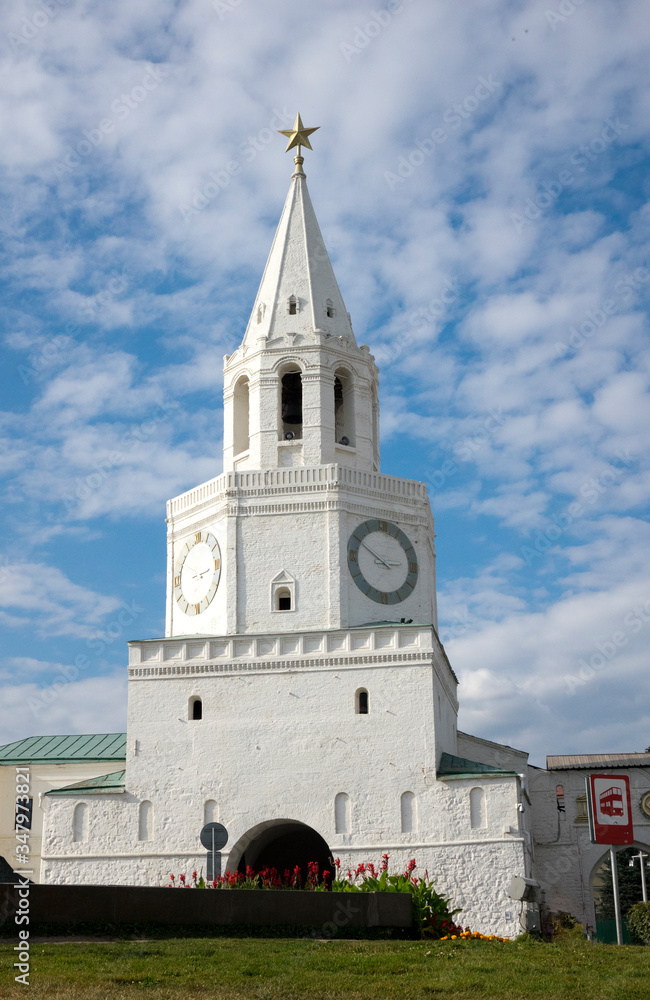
[356,689,368,714]
[139,800,153,842]
[401,791,417,834]
[326,299,334,319]
[276,587,291,611]
[189,696,202,721]
[288,295,297,315]
[73,802,88,843]
[335,792,350,834]
[470,787,486,829]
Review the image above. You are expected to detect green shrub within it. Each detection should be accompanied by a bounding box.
[626,901,650,944]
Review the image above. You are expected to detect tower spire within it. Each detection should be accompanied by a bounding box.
[277,112,320,176]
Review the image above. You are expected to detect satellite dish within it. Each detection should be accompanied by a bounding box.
[339,436,349,446]
[284,431,295,440]
[200,822,228,851]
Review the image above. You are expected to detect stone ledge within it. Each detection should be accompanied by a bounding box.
[129,624,432,668]
[167,464,429,519]
[0,883,412,930]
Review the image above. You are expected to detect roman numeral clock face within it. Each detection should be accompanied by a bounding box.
[174,531,222,616]
[347,519,418,605]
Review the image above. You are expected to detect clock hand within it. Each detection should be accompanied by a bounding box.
[361,540,397,570]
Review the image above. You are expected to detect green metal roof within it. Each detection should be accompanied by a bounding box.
[47,769,126,796]
[437,752,516,780]
[0,733,126,765]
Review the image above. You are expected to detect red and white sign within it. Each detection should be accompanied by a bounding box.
[587,774,634,845]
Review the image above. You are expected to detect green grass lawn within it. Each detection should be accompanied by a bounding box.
[2,929,649,999]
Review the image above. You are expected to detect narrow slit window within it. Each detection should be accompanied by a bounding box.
[190,697,202,720]
[326,299,334,318]
[288,296,297,315]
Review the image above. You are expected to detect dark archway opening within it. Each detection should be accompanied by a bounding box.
[236,821,333,885]
[281,371,303,439]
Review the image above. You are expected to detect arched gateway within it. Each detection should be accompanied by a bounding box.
[229,820,334,882]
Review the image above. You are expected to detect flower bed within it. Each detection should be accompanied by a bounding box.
[167,854,479,939]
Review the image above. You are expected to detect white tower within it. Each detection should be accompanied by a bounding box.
[43,123,531,938]
[165,129,438,638]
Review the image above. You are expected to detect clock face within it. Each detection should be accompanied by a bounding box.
[347,519,418,605]
[174,530,221,616]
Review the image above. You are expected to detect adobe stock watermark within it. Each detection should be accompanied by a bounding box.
[384,75,501,190]
[17,271,129,384]
[423,408,508,495]
[520,450,634,566]
[52,65,168,179]
[511,118,627,234]
[565,597,650,695]
[546,0,588,32]
[28,600,145,716]
[555,263,650,357]
[212,0,243,18]
[340,0,408,63]
[62,398,179,514]
[6,0,73,54]
[440,606,483,643]
[179,107,294,222]
[372,278,460,367]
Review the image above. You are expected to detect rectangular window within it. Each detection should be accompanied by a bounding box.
[15,798,33,831]
[575,794,588,823]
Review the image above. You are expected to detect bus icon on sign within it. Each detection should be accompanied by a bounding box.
[587,774,633,845]
[599,787,624,818]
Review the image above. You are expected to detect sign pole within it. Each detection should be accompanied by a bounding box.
[610,846,623,946]
[200,821,228,882]
[640,853,648,903]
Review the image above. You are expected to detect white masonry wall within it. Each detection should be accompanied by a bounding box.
[42,625,528,937]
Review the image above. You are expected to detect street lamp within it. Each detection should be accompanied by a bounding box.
[629,851,648,903]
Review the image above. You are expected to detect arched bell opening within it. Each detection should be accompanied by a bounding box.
[231,819,333,884]
[233,375,250,456]
[334,368,355,447]
[279,367,303,440]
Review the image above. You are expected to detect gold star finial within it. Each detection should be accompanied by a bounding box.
[278,112,320,175]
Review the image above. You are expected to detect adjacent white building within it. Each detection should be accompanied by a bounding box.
[2,144,647,937]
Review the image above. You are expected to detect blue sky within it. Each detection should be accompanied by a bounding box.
[0,0,649,766]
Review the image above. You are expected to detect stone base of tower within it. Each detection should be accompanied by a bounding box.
[40,623,529,938]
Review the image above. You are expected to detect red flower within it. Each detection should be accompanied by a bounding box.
[179,874,186,883]
[406,859,417,873]
[334,858,341,869]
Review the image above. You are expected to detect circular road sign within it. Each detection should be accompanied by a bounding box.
[200,822,228,851]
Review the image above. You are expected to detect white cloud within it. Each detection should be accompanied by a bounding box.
[0,0,649,764]
[0,674,128,748]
